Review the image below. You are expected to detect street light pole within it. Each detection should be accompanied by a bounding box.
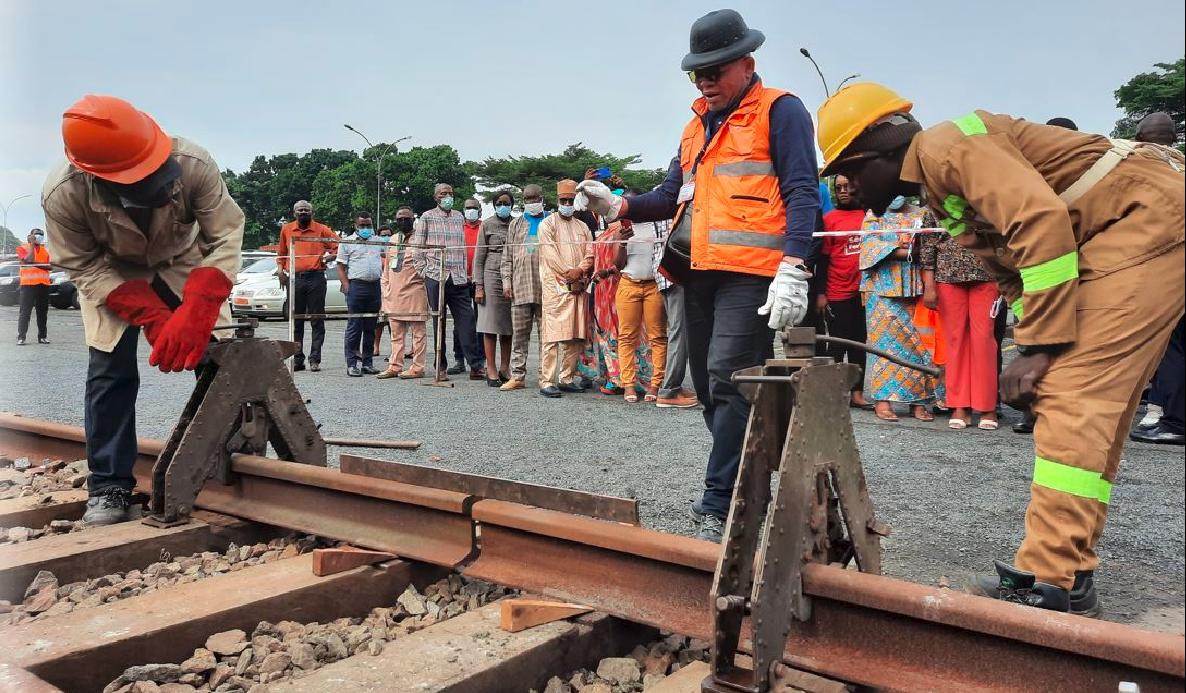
[1,194,34,256]
[343,125,411,226]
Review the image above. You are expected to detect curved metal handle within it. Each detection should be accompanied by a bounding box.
[816,335,940,376]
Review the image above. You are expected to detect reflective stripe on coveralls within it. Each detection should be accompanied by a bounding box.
[1033,456,1113,504]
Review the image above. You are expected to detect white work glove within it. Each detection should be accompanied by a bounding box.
[757,258,811,330]
[574,180,624,221]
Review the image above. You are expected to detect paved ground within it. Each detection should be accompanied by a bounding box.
[1,306,1182,633]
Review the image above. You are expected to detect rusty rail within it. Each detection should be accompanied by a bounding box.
[1,413,1182,692]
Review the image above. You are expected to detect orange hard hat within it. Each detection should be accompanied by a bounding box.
[62,95,173,184]
[817,82,912,176]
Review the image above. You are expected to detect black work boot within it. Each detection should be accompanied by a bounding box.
[965,560,1070,612]
[1070,570,1101,617]
[81,487,133,526]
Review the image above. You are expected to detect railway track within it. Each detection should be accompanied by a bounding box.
[1,412,1183,692]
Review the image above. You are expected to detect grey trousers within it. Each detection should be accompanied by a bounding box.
[509,302,543,381]
[659,284,689,397]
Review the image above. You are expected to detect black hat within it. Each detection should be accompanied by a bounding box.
[681,9,765,72]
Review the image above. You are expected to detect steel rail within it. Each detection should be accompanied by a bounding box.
[1,413,1182,692]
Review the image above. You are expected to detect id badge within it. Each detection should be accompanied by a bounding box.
[677,181,695,204]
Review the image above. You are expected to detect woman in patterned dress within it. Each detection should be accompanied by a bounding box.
[860,201,938,422]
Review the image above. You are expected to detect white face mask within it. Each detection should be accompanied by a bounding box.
[524,202,544,216]
[464,208,480,221]
[558,204,575,217]
[31,234,45,245]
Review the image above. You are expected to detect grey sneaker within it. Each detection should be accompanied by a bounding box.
[82,488,133,526]
[696,513,725,542]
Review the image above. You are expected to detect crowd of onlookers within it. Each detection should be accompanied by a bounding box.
[267,145,1182,446]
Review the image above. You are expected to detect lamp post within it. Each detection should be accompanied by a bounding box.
[343,125,411,226]
[1,194,33,256]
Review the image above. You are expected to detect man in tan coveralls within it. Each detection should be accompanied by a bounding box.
[536,179,594,399]
[817,83,1185,614]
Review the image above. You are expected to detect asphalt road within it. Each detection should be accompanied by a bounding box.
[1,305,1182,633]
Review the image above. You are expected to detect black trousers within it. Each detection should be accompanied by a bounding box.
[823,295,866,391]
[17,284,49,340]
[425,277,483,372]
[684,270,774,518]
[292,271,327,366]
[1150,317,1185,434]
[343,279,381,368]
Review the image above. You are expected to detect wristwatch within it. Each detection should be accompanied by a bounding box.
[1015,343,1069,357]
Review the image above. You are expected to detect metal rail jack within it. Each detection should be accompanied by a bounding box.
[143,319,326,527]
[702,326,923,693]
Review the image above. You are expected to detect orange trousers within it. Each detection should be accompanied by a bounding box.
[1015,245,1184,588]
[616,276,667,389]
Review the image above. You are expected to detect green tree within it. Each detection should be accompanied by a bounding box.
[223,148,359,247]
[472,143,666,206]
[1111,58,1184,147]
[310,144,474,229]
[0,225,21,255]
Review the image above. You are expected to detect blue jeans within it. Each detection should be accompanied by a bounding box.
[344,279,381,368]
[683,270,774,518]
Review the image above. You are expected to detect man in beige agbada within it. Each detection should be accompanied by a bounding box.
[537,179,594,398]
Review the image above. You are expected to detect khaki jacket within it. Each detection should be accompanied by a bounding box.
[499,214,544,306]
[901,111,1184,346]
[41,137,244,352]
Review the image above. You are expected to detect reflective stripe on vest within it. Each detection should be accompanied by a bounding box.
[713,161,777,177]
[1011,298,1024,320]
[1033,456,1112,504]
[951,113,988,136]
[1019,250,1078,293]
[707,229,784,250]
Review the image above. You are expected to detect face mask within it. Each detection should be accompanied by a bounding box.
[887,195,907,212]
[31,234,45,245]
[396,218,414,232]
[611,189,624,196]
[439,196,454,211]
[464,208,480,222]
[558,204,575,217]
[525,202,544,216]
[296,212,312,226]
[356,227,373,239]
[495,205,512,219]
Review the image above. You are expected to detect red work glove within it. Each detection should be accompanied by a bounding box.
[105,280,173,345]
[149,267,232,372]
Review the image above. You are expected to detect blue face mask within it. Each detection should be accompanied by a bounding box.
[439,196,454,211]
[611,189,624,196]
[887,195,907,212]
[558,204,575,217]
[495,205,512,219]
[357,227,373,239]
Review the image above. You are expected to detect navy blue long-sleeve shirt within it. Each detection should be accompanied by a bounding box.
[625,88,819,260]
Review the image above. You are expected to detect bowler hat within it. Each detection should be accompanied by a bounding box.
[681,9,765,72]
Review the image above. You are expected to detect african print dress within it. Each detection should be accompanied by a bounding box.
[860,208,939,403]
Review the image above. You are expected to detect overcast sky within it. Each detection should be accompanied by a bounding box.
[2,0,1183,235]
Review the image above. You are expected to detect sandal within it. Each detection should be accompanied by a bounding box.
[977,419,1000,430]
[874,403,899,422]
[912,405,935,422]
[644,388,658,403]
[948,418,969,430]
[624,392,639,403]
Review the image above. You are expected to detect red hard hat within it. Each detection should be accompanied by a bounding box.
[62,95,173,184]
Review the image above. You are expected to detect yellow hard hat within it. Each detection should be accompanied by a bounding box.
[817,82,913,176]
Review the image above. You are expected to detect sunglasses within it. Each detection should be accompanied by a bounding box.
[687,62,730,83]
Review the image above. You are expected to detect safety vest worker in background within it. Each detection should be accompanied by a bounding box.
[42,94,244,526]
[816,82,1185,615]
[15,229,51,345]
[575,9,820,541]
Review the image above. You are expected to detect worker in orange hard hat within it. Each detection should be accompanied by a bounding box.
[817,83,1184,615]
[41,94,244,526]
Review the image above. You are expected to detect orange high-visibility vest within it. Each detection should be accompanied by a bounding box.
[678,80,791,277]
[17,244,50,286]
